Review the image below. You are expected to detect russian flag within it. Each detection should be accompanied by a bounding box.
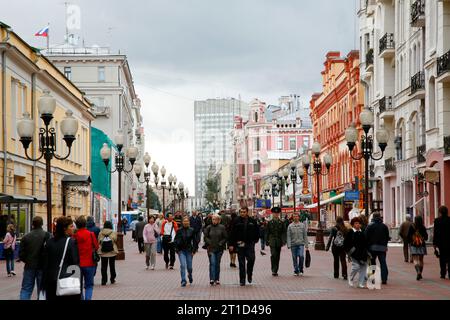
[35,26,49,37]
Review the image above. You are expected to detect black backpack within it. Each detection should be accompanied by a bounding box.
[101,234,114,252]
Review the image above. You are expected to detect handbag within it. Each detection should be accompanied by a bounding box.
[90,232,100,264]
[56,238,81,296]
[305,249,311,268]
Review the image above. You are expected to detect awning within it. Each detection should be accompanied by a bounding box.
[0,193,47,204]
[61,175,92,186]
[304,193,345,209]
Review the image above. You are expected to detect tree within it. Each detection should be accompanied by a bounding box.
[204,176,220,210]
[147,188,161,212]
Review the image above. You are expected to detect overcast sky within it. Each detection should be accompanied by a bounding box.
[2,0,358,196]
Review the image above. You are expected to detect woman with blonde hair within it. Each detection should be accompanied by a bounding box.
[3,224,16,276]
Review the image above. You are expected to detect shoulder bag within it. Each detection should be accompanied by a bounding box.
[56,238,81,296]
[90,232,100,264]
[162,223,174,244]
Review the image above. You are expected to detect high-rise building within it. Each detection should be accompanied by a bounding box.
[194,98,249,207]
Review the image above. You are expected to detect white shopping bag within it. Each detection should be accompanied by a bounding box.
[367,265,381,290]
[38,290,46,300]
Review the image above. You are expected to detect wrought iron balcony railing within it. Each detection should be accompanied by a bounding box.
[411,0,425,25]
[379,96,393,113]
[385,158,396,172]
[438,50,450,77]
[379,33,394,53]
[417,144,426,163]
[411,71,425,94]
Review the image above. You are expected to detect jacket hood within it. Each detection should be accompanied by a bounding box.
[86,219,95,228]
[101,228,113,236]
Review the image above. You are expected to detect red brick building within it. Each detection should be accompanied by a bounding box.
[309,51,365,221]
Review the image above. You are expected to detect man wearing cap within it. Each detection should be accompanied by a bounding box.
[266,207,287,276]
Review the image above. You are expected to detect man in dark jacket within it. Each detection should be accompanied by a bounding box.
[433,206,450,279]
[364,212,390,284]
[344,217,369,288]
[19,216,51,300]
[135,216,146,254]
[189,211,203,247]
[204,214,228,285]
[229,207,260,286]
[266,207,286,276]
[86,216,100,238]
[399,215,413,263]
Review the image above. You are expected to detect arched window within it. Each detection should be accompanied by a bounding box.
[254,111,258,123]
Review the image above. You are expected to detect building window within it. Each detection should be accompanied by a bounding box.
[253,160,261,173]
[63,67,72,80]
[241,164,246,176]
[303,136,310,148]
[277,137,283,150]
[98,66,105,82]
[254,137,260,151]
[289,137,296,150]
[254,111,258,123]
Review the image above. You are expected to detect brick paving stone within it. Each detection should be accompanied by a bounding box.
[0,234,449,300]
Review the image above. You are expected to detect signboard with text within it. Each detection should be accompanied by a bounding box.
[345,190,360,201]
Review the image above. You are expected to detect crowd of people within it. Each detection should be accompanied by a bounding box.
[1,204,449,299]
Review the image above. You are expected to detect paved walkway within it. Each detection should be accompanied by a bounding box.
[1,234,449,300]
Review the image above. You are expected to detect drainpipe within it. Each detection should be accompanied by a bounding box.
[30,72,36,228]
[2,28,11,193]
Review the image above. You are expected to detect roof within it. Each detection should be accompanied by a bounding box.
[0,193,46,204]
[61,175,92,185]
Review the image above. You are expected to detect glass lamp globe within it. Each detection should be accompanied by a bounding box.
[302,154,311,166]
[143,152,151,167]
[345,123,358,143]
[60,110,78,137]
[114,130,125,148]
[161,166,167,178]
[376,126,389,144]
[17,112,35,139]
[151,162,159,176]
[312,141,321,156]
[38,90,56,117]
[127,145,139,161]
[134,163,142,176]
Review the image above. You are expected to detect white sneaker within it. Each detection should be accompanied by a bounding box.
[151,265,155,270]
[299,272,303,276]
[348,279,354,287]
[146,266,149,270]
[10,271,16,276]
[357,284,366,289]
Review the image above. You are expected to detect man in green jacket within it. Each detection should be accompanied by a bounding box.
[266,207,286,276]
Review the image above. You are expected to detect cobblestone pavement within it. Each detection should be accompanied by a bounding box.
[1,234,449,300]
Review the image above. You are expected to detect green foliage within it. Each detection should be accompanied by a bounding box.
[147,188,161,212]
[204,176,220,209]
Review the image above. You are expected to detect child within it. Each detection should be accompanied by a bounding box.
[344,217,369,288]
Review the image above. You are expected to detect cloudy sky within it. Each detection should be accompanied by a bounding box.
[2,0,358,196]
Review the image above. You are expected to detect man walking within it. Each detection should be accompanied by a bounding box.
[229,207,260,286]
[161,213,178,269]
[365,212,390,285]
[286,212,309,276]
[189,211,203,248]
[399,215,413,263]
[135,216,146,253]
[19,216,51,300]
[433,206,450,279]
[266,207,286,276]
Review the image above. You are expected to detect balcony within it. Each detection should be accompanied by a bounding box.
[411,0,425,28]
[385,158,396,173]
[417,144,426,163]
[437,50,450,82]
[379,33,395,59]
[365,48,374,72]
[444,136,450,156]
[410,71,425,99]
[379,96,394,119]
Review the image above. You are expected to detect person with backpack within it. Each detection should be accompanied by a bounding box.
[433,206,450,279]
[364,212,390,285]
[98,221,118,285]
[344,217,369,288]
[19,216,51,300]
[408,215,428,280]
[73,216,99,300]
[326,216,348,280]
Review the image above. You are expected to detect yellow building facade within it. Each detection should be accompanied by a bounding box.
[0,22,94,233]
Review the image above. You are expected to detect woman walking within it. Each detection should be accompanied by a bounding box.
[42,216,81,300]
[344,217,368,289]
[3,224,16,277]
[204,214,228,285]
[326,216,348,280]
[98,221,118,285]
[155,213,164,254]
[227,211,238,268]
[73,216,99,300]
[174,217,198,287]
[143,216,160,270]
[408,215,428,280]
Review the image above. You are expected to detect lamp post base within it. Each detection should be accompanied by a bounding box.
[116,232,125,260]
[314,228,325,251]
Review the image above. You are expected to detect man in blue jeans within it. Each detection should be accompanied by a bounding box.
[365,212,390,285]
[286,213,309,276]
[19,216,50,300]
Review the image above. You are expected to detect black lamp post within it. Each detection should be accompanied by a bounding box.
[289,158,305,216]
[17,90,78,232]
[133,152,152,221]
[100,132,138,260]
[301,142,333,251]
[345,108,389,217]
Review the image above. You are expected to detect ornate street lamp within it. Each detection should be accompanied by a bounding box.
[150,162,168,217]
[100,130,138,260]
[17,90,78,231]
[178,182,185,213]
[300,142,332,251]
[134,152,152,221]
[345,108,389,216]
[290,158,305,216]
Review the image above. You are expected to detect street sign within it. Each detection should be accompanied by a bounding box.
[256,199,271,208]
[345,190,360,201]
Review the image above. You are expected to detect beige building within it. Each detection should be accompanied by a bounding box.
[0,22,94,233]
